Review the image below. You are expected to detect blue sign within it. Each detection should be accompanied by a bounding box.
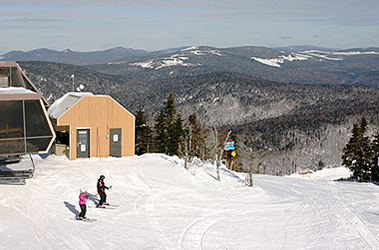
[224,141,234,151]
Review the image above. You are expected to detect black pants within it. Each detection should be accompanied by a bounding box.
[99,192,107,205]
[79,204,86,218]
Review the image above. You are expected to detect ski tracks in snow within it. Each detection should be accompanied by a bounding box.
[128,159,238,249]
[179,209,237,250]
[258,176,379,249]
[325,181,379,249]
[110,159,184,249]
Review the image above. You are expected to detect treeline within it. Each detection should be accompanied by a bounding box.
[232,106,379,151]
[135,92,240,170]
[342,117,379,182]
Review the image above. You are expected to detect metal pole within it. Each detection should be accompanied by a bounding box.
[225,150,228,169]
[22,100,27,153]
[233,155,236,171]
[216,131,232,181]
[71,74,75,92]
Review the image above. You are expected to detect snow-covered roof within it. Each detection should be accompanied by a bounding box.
[0,61,50,105]
[0,86,36,95]
[48,92,94,119]
[0,86,41,101]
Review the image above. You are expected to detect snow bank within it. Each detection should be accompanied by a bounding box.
[289,167,352,180]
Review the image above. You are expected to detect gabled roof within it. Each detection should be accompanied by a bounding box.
[48,92,94,119]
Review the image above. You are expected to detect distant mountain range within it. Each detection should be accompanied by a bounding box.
[3,45,379,174]
[89,45,379,87]
[0,45,337,65]
[0,46,189,66]
[3,45,379,87]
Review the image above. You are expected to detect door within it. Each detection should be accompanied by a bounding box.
[77,129,90,158]
[109,128,121,157]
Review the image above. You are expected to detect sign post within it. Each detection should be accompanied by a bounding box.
[217,131,232,181]
[224,141,235,170]
[231,150,237,171]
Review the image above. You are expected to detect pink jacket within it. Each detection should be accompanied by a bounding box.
[79,193,87,205]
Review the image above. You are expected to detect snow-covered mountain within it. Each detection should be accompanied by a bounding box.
[252,49,379,68]
[3,45,379,86]
[2,153,379,249]
[87,45,379,87]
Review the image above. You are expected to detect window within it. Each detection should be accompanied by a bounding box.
[0,76,8,88]
[0,101,24,139]
[25,100,51,137]
[0,67,26,88]
[10,67,24,87]
[0,100,54,155]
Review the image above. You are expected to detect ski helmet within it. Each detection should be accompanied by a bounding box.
[100,175,105,179]
[80,189,85,193]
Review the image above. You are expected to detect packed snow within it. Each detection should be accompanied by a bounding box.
[1,153,379,249]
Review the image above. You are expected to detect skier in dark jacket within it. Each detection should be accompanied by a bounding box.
[97,175,110,207]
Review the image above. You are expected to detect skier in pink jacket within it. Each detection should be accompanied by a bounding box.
[78,189,89,220]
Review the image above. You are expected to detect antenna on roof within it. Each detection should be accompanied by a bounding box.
[71,74,75,92]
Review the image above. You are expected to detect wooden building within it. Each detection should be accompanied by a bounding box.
[48,92,135,160]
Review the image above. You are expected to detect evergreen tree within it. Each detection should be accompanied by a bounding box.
[370,132,379,181]
[135,108,153,155]
[169,114,185,155]
[188,113,206,160]
[342,117,372,181]
[154,92,184,156]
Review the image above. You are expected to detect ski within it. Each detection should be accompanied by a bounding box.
[89,205,117,209]
[103,204,119,207]
[71,217,97,222]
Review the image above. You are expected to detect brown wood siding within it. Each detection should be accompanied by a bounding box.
[56,95,135,160]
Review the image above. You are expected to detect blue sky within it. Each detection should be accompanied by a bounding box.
[1,0,378,54]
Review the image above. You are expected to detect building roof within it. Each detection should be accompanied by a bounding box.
[48,92,94,119]
[0,86,41,101]
[0,61,49,105]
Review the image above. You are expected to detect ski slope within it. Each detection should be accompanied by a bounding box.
[1,154,379,249]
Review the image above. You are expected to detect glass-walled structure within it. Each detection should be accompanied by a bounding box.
[0,62,55,155]
[0,63,35,91]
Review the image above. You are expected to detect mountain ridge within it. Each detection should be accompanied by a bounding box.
[0,46,192,66]
[3,45,379,87]
[87,45,379,87]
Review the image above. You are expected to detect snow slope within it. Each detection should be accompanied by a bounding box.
[1,154,379,249]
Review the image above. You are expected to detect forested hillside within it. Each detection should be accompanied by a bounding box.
[18,61,379,174]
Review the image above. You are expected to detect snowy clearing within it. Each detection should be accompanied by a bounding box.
[1,154,379,249]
